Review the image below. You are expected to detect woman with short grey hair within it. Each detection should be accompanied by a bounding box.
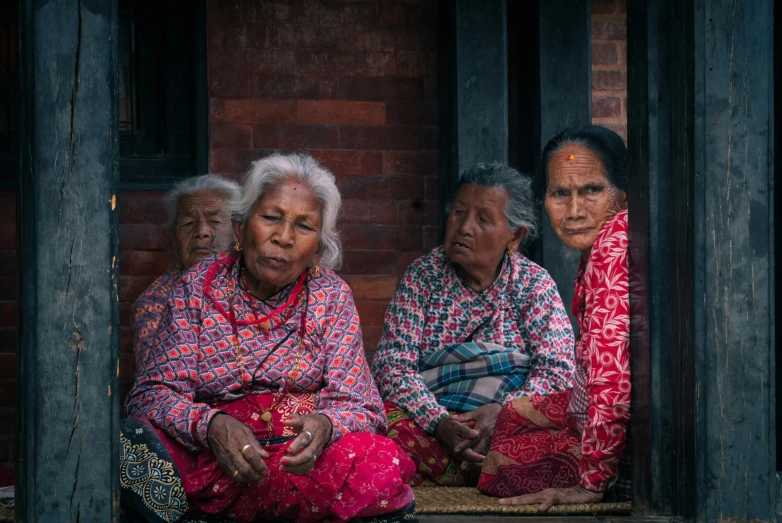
[133,173,239,371]
[123,152,415,522]
[372,163,576,488]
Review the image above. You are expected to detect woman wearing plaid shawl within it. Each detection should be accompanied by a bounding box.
[371,163,576,487]
[481,125,632,510]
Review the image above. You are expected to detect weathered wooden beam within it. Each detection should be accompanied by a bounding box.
[440,0,508,203]
[17,1,120,520]
[536,0,591,326]
[693,0,775,519]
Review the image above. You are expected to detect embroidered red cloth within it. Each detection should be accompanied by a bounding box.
[154,393,415,522]
[477,210,631,494]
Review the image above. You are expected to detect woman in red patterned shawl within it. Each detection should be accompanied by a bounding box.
[122,153,415,523]
[478,125,631,509]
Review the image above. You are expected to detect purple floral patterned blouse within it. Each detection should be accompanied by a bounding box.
[133,269,180,372]
[372,246,576,433]
[126,253,385,450]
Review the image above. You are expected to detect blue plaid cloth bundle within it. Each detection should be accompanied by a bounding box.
[419,342,531,412]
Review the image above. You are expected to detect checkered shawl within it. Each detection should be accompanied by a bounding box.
[419,342,531,412]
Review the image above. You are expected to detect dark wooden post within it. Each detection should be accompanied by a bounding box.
[628,0,775,518]
[439,0,508,203]
[536,0,591,325]
[17,1,120,520]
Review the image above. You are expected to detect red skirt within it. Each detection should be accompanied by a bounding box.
[384,402,465,487]
[477,392,582,497]
[157,394,415,522]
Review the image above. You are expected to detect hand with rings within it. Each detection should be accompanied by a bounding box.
[207,413,270,483]
[280,413,332,476]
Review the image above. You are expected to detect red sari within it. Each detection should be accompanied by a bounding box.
[478,210,631,497]
[148,393,415,522]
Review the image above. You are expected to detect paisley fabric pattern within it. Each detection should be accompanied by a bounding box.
[126,252,385,451]
[372,247,576,434]
[133,269,180,372]
[151,394,415,523]
[120,418,188,523]
[477,210,631,495]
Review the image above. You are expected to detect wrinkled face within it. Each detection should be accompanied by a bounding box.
[444,184,524,286]
[233,178,321,298]
[544,143,626,254]
[174,190,233,270]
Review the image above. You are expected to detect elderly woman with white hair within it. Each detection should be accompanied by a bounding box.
[372,163,576,488]
[122,153,415,523]
[132,174,240,371]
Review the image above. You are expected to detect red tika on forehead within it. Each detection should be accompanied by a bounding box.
[566,154,575,161]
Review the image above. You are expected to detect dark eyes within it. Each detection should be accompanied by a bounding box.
[585,185,604,194]
[262,215,280,223]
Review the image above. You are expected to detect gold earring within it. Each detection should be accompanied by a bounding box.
[234,242,242,252]
[507,248,514,257]
[309,265,320,275]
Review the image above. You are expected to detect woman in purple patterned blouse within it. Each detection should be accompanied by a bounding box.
[372,163,576,487]
[132,174,240,372]
[122,154,414,523]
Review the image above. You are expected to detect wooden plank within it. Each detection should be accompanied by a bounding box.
[692,0,775,519]
[17,0,120,520]
[536,0,591,327]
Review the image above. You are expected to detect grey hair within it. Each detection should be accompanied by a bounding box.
[445,163,538,242]
[232,153,343,270]
[164,174,241,229]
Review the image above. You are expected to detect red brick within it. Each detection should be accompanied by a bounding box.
[337,175,425,200]
[295,50,341,75]
[592,18,627,40]
[0,355,15,380]
[299,100,386,126]
[592,96,622,118]
[0,380,15,408]
[210,148,275,174]
[343,275,399,300]
[592,70,627,90]
[362,326,383,356]
[0,328,15,353]
[384,101,437,126]
[215,99,297,124]
[208,48,254,71]
[210,121,253,149]
[394,52,435,77]
[423,126,437,149]
[339,126,423,150]
[399,200,438,226]
[341,27,430,52]
[424,176,439,201]
[209,71,249,98]
[209,23,269,49]
[0,224,14,249]
[341,250,397,274]
[119,191,168,224]
[0,301,16,328]
[341,225,422,251]
[364,3,426,28]
[423,77,438,101]
[600,122,628,143]
[120,224,168,250]
[423,225,441,250]
[127,250,173,276]
[337,77,424,101]
[309,150,383,175]
[354,300,389,326]
[120,352,137,382]
[120,301,134,328]
[120,275,158,303]
[592,42,619,66]
[338,52,397,77]
[396,250,426,274]
[591,0,618,14]
[250,75,337,99]
[382,151,437,175]
[275,24,341,49]
[250,49,298,75]
[340,200,399,225]
[293,2,353,26]
[252,126,340,150]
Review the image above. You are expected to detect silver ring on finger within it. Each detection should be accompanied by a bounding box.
[302,429,314,443]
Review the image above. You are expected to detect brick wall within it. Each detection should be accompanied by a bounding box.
[592,0,627,140]
[0,0,629,463]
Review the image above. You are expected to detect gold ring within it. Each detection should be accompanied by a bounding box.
[241,444,252,454]
[232,469,240,478]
